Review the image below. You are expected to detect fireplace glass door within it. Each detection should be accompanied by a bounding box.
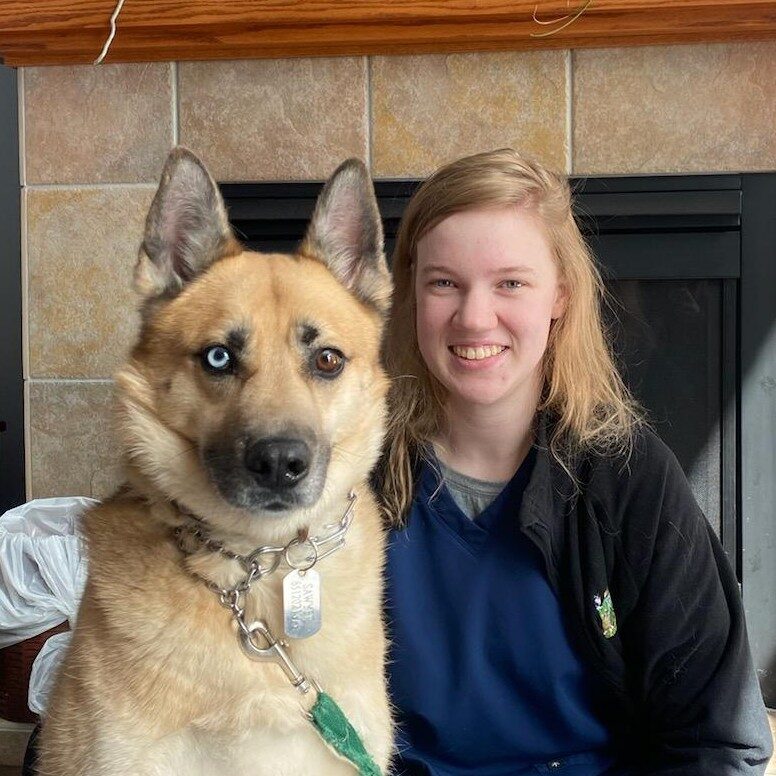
[605,279,730,537]
[222,172,776,702]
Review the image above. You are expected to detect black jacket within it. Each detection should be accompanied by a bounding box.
[510,415,773,774]
[377,414,772,773]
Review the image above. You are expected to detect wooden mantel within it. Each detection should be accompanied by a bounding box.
[1,0,776,67]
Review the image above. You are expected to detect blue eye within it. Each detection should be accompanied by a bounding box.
[201,345,234,374]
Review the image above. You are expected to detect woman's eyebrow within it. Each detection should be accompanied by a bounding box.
[489,265,537,275]
[419,264,538,276]
[419,264,454,275]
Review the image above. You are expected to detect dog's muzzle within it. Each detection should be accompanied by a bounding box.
[203,429,329,513]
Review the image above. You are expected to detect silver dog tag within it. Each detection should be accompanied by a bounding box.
[283,569,321,639]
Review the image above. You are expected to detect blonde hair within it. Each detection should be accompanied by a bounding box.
[381,148,642,525]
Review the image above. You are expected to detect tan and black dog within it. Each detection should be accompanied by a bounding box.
[38,148,394,775]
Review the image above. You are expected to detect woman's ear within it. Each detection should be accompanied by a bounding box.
[551,280,569,320]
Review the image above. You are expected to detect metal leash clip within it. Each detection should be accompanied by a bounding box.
[238,619,312,694]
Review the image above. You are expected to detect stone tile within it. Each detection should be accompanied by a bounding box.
[27,187,154,379]
[178,58,368,181]
[0,722,32,768]
[573,42,776,174]
[371,52,568,178]
[28,381,122,500]
[24,63,173,184]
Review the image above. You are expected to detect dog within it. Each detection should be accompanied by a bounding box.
[38,148,394,775]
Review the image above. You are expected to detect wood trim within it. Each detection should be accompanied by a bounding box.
[1,0,776,66]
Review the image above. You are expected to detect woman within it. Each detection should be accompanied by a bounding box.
[379,149,772,775]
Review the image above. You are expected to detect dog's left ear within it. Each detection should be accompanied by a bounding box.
[301,159,392,315]
[134,147,239,299]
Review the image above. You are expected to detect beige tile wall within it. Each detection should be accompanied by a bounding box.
[19,43,776,499]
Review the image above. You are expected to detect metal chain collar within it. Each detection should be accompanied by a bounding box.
[173,490,357,636]
[173,491,380,772]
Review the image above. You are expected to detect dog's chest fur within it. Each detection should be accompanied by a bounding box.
[138,708,371,776]
[56,493,391,774]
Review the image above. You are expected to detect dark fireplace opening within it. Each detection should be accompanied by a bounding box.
[1,166,773,702]
[220,172,776,704]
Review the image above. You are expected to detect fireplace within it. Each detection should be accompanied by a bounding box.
[220,172,776,703]
[1,167,773,701]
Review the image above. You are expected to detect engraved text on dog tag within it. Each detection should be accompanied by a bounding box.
[283,569,321,639]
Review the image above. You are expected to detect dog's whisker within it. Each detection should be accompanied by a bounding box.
[166,443,199,463]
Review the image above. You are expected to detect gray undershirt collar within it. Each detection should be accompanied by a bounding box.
[435,458,509,520]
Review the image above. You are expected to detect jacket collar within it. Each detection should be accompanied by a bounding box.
[516,411,581,553]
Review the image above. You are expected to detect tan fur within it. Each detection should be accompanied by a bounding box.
[39,222,394,771]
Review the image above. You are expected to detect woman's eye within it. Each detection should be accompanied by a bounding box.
[201,345,234,374]
[431,279,454,289]
[314,348,345,378]
[501,280,523,290]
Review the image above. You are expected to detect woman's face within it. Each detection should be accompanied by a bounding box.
[414,205,567,414]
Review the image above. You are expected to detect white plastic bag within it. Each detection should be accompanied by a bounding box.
[28,630,73,715]
[0,496,96,715]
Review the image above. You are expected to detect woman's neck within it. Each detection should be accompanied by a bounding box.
[433,398,538,482]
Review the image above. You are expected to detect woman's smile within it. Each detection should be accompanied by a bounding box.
[449,343,510,369]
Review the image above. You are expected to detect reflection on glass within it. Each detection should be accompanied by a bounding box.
[605,280,722,536]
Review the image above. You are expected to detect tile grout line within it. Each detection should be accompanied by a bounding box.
[18,69,28,384]
[26,182,158,191]
[23,379,31,502]
[20,187,28,383]
[18,68,32,501]
[171,61,180,146]
[28,378,115,384]
[365,56,373,175]
[17,68,26,188]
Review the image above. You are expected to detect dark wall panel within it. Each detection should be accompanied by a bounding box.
[0,65,24,513]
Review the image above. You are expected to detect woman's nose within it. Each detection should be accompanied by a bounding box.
[454,289,497,331]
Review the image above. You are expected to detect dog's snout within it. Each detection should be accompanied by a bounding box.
[245,437,311,489]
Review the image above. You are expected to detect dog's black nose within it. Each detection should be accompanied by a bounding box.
[244,437,311,489]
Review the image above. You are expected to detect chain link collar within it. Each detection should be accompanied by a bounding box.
[173,490,356,599]
[170,490,382,773]
[172,491,357,693]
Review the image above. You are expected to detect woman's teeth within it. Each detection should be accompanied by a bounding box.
[451,345,507,361]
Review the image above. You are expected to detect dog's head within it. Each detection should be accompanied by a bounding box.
[116,148,392,540]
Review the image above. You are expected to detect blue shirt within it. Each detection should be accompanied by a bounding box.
[385,449,617,775]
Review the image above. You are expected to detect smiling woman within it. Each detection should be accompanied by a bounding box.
[413,206,567,480]
[376,148,772,776]
[383,149,638,507]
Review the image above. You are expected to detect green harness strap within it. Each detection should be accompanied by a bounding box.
[309,691,382,776]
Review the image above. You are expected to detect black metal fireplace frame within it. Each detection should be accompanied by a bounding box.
[221,172,776,703]
[1,84,773,697]
[222,174,747,546]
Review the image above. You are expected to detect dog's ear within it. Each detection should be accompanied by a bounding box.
[301,159,392,315]
[134,147,239,299]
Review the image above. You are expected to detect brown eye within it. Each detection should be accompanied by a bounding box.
[314,348,345,378]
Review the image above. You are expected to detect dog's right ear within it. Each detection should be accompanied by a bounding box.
[301,159,392,316]
[134,147,239,299]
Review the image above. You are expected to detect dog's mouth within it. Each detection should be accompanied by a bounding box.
[264,501,290,512]
[202,431,330,515]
